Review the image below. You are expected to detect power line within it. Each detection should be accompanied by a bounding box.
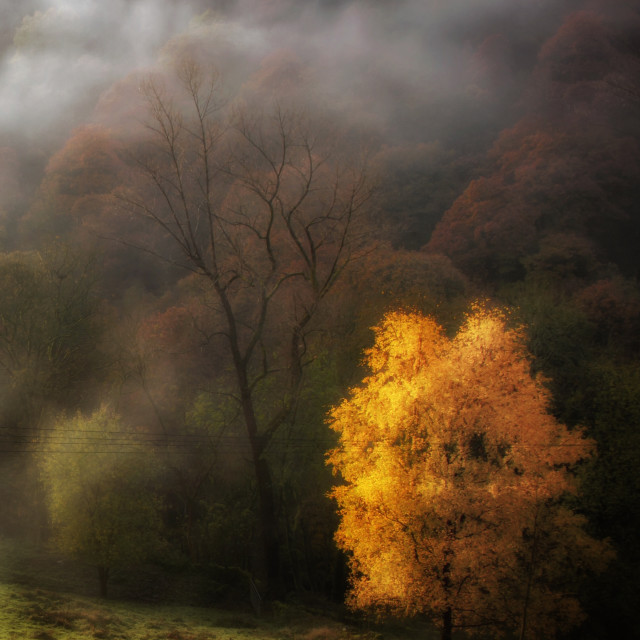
[0,426,596,448]
[0,434,603,456]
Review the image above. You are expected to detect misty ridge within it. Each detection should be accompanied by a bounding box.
[0,1,579,146]
[0,0,639,639]
[0,0,595,248]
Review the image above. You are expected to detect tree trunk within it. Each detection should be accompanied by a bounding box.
[98,565,110,598]
[519,505,541,640]
[253,455,282,599]
[441,607,453,640]
[442,535,454,640]
[237,370,281,600]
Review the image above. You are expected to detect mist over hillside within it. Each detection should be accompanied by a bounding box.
[0,0,582,145]
[0,0,589,246]
[0,2,639,638]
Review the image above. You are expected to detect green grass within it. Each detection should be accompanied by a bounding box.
[0,538,437,640]
[0,583,257,640]
[0,582,397,640]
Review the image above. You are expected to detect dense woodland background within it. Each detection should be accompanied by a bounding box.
[0,0,639,638]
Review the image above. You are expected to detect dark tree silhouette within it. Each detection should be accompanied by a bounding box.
[124,60,373,596]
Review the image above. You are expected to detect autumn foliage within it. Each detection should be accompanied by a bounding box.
[327,306,610,639]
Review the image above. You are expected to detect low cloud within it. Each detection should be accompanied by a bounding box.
[0,0,574,146]
[0,0,194,141]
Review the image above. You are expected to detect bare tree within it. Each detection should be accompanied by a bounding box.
[123,60,373,596]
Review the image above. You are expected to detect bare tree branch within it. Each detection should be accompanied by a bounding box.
[125,60,374,595]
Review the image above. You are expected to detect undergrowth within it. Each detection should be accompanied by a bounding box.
[0,538,437,640]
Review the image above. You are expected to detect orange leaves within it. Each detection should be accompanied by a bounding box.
[366,310,445,373]
[327,304,608,637]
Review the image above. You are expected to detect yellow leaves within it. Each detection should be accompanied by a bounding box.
[366,310,445,374]
[327,302,608,635]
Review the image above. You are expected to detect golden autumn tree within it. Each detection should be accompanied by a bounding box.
[327,306,611,640]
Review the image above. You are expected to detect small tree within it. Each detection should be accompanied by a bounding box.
[40,407,162,598]
[0,246,100,538]
[327,305,611,640]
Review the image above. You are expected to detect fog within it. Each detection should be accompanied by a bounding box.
[0,1,194,138]
[0,0,578,148]
[0,3,638,631]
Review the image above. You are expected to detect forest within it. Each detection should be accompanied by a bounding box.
[0,0,639,639]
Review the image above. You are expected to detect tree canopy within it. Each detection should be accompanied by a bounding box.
[327,305,611,640]
[39,407,163,598]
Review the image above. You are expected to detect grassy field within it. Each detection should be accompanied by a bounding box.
[0,539,437,640]
[1,584,240,640]
[0,582,368,640]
